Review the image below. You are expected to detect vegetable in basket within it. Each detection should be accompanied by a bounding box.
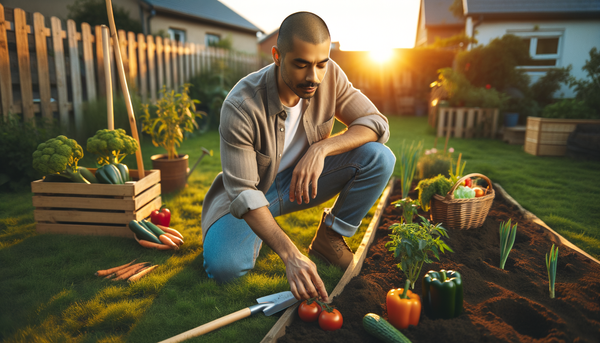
[87,128,139,183]
[32,135,96,183]
[453,185,475,199]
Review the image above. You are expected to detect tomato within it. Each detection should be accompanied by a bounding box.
[474,187,485,198]
[465,178,472,188]
[151,208,171,226]
[319,309,343,331]
[298,299,322,322]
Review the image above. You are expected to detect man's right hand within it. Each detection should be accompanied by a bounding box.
[283,250,329,302]
[242,206,329,302]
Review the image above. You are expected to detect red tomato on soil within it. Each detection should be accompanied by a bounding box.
[298,300,322,322]
[319,309,343,331]
[151,208,171,226]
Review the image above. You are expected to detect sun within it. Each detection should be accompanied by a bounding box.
[369,48,394,63]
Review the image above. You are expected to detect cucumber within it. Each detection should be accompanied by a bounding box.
[128,220,161,244]
[363,313,412,343]
[141,219,166,237]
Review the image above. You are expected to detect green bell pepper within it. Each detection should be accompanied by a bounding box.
[422,269,463,319]
[113,163,131,182]
[96,164,124,184]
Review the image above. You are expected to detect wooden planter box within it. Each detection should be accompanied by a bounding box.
[437,107,499,139]
[31,169,162,238]
[524,117,600,156]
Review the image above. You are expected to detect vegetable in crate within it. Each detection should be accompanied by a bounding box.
[422,270,463,319]
[387,279,421,329]
[95,164,124,184]
[86,128,139,182]
[32,135,96,183]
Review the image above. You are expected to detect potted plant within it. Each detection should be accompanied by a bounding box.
[141,84,205,193]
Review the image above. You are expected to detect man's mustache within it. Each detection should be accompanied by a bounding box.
[297,82,320,88]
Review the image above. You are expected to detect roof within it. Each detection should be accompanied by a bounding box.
[142,0,263,33]
[464,0,600,18]
[421,0,464,27]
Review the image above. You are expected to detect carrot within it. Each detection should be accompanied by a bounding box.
[113,263,151,281]
[138,239,172,250]
[95,259,137,277]
[157,225,184,240]
[105,262,149,279]
[127,264,158,282]
[164,233,184,246]
[159,234,178,249]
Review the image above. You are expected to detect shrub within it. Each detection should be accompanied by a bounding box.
[437,68,508,108]
[417,147,453,180]
[531,66,572,108]
[0,115,62,191]
[541,99,597,119]
[570,47,600,118]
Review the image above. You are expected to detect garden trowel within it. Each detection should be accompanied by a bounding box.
[158,291,298,343]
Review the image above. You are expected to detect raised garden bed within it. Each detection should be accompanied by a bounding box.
[31,169,162,238]
[276,179,600,342]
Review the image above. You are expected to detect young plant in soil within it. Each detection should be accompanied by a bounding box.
[386,215,453,289]
[499,219,517,269]
[398,140,423,199]
[546,244,559,298]
[392,197,420,224]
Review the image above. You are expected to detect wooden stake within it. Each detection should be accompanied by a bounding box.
[105,0,145,178]
[101,25,114,130]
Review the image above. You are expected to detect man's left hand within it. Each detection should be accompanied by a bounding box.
[289,145,325,204]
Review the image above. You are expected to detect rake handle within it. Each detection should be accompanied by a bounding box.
[158,308,251,343]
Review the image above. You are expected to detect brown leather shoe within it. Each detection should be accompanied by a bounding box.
[308,209,354,270]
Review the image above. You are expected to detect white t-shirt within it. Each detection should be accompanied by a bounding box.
[278,99,309,173]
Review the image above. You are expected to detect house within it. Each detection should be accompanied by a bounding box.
[463,0,600,97]
[415,0,600,98]
[1,0,262,54]
[415,0,464,48]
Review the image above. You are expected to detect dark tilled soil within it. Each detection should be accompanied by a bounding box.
[278,180,600,343]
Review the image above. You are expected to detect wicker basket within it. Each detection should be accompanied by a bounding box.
[430,173,494,229]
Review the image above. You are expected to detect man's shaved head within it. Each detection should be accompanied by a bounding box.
[277,12,330,57]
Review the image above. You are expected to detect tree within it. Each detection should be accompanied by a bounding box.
[67,0,142,34]
[450,0,464,18]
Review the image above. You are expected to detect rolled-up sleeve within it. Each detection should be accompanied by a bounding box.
[330,61,390,144]
[219,100,269,218]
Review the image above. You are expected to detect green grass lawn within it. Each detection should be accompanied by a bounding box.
[1,116,599,342]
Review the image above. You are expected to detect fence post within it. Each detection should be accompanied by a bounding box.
[147,35,157,103]
[33,12,53,120]
[137,33,147,103]
[127,31,137,87]
[14,8,34,122]
[155,36,164,94]
[190,43,196,77]
[51,17,69,125]
[81,22,96,102]
[455,108,464,138]
[164,38,171,90]
[171,39,178,89]
[178,41,184,85]
[67,19,83,132]
[0,4,13,119]
[95,25,106,97]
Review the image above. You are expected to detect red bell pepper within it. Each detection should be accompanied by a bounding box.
[386,279,421,330]
[150,207,171,227]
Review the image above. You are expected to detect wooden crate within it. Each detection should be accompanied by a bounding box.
[31,169,161,238]
[524,117,600,156]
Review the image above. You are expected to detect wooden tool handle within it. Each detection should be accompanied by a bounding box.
[105,0,145,177]
[158,308,252,343]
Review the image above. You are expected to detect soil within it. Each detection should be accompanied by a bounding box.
[278,180,600,343]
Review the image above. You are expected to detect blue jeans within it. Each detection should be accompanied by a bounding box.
[203,142,395,283]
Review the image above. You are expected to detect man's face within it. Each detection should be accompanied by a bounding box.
[278,36,331,102]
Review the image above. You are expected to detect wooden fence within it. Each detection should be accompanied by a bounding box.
[0,5,260,129]
[436,107,500,139]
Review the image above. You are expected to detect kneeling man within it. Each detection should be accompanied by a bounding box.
[201,12,395,301]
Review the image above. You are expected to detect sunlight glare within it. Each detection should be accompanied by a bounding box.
[369,48,394,63]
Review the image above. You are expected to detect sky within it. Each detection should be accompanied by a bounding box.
[218,0,422,51]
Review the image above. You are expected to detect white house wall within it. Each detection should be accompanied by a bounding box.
[150,15,258,54]
[471,20,600,98]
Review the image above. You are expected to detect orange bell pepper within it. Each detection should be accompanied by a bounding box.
[386,279,421,330]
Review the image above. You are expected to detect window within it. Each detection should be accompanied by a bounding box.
[509,29,563,68]
[168,28,186,43]
[206,33,220,47]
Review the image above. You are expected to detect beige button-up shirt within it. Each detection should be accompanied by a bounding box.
[200,60,390,240]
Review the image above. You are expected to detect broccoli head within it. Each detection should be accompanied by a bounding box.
[86,128,139,165]
[32,135,84,175]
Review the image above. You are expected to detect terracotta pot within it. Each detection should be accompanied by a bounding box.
[151,154,189,193]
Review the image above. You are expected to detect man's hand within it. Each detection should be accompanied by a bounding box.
[242,207,329,301]
[284,251,329,301]
[289,145,325,204]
